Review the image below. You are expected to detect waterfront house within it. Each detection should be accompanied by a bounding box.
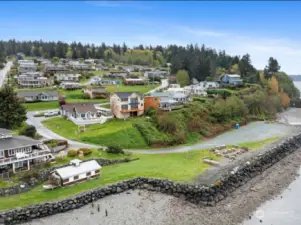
[110,92,144,119]
[84,86,109,99]
[61,103,111,125]
[0,128,54,173]
[55,73,81,82]
[220,74,243,85]
[17,90,59,102]
[50,159,101,186]
[149,92,183,111]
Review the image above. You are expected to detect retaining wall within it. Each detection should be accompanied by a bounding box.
[1,134,301,225]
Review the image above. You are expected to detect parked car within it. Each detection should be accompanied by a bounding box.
[44,111,59,117]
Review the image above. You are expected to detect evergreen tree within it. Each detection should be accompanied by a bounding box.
[0,86,27,129]
[267,57,281,73]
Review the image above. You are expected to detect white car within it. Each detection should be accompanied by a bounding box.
[44,111,59,117]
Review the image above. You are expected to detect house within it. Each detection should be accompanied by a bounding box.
[124,78,147,85]
[169,84,181,88]
[61,103,111,125]
[220,74,243,85]
[0,128,54,173]
[19,63,37,73]
[71,63,91,70]
[100,79,119,85]
[185,85,207,97]
[55,73,81,82]
[110,92,144,119]
[84,59,95,64]
[50,159,101,186]
[84,86,109,99]
[17,90,59,102]
[199,81,220,89]
[108,71,129,78]
[60,82,81,90]
[144,70,169,79]
[16,72,53,88]
[44,64,68,73]
[149,92,183,111]
[168,75,177,84]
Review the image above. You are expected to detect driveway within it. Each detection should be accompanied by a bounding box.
[26,110,296,154]
[0,61,13,87]
[26,110,100,149]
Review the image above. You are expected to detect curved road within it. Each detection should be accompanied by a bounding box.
[0,61,13,87]
[26,110,296,154]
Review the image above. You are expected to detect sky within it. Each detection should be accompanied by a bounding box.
[1,1,301,74]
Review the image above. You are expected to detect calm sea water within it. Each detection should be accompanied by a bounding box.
[242,81,301,225]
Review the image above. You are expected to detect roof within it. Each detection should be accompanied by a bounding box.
[0,136,42,151]
[114,92,142,99]
[0,128,13,136]
[17,90,59,98]
[225,74,241,78]
[61,103,98,114]
[55,160,101,179]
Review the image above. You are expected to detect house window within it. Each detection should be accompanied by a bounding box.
[14,161,24,168]
[81,114,86,118]
[63,178,69,183]
[74,175,79,180]
[121,105,128,110]
[8,149,15,156]
[0,151,3,158]
[95,170,100,174]
[141,103,143,106]
[121,98,128,102]
[86,172,91,176]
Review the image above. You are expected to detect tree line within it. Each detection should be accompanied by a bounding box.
[0,39,282,82]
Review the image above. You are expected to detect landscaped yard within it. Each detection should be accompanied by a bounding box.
[42,117,148,149]
[22,101,60,111]
[0,148,218,210]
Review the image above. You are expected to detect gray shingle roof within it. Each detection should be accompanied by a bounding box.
[115,92,142,99]
[0,128,13,136]
[0,136,42,151]
[61,103,98,114]
[17,90,59,98]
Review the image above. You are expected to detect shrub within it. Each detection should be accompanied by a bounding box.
[77,148,92,156]
[106,145,124,154]
[19,125,37,138]
[67,149,77,157]
[82,93,90,99]
[207,89,232,98]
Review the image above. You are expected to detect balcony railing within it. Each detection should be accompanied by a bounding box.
[0,150,53,166]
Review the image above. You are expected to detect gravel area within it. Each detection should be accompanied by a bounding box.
[22,147,301,225]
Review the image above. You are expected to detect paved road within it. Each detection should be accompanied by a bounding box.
[145,79,168,94]
[0,61,13,87]
[26,110,296,154]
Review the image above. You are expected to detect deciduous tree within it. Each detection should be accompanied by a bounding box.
[176,70,190,87]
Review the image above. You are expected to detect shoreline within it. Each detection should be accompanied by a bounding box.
[20,146,301,225]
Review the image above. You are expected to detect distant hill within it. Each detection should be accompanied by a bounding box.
[289,75,301,81]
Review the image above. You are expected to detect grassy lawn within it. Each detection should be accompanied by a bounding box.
[42,117,148,149]
[58,89,109,104]
[99,103,110,109]
[23,101,60,111]
[0,149,218,210]
[238,136,281,150]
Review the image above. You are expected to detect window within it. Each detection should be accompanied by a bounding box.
[86,172,91,176]
[74,175,79,180]
[0,151,3,158]
[63,178,69,183]
[141,103,143,106]
[14,161,24,168]
[121,105,128,110]
[95,170,100,174]
[81,114,86,118]
[121,98,128,102]
[8,149,15,156]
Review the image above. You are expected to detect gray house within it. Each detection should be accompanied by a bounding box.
[0,128,54,173]
[220,74,243,85]
[17,90,59,102]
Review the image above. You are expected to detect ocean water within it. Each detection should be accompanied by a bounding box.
[242,81,301,225]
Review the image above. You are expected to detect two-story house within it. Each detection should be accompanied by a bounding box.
[110,92,144,119]
[16,72,53,88]
[19,62,37,73]
[0,128,54,173]
[55,73,81,82]
[84,86,109,99]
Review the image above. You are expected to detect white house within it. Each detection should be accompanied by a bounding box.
[60,103,112,125]
[199,81,220,89]
[51,159,101,186]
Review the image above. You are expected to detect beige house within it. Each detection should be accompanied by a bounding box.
[110,92,144,119]
[84,87,109,99]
